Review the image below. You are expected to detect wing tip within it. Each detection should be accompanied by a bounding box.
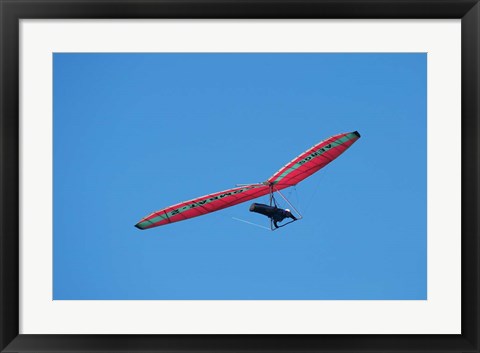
[353,130,361,138]
[134,223,145,230]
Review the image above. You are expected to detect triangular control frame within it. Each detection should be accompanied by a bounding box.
[268,185,303,231]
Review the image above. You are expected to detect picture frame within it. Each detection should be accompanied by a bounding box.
[1,0,478,352]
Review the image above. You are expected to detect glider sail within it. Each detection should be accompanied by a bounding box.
[268,131,360,187]
[135,131,360,230]
[135,184,271,230]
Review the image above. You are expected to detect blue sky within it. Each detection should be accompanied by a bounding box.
[53,53,426,300]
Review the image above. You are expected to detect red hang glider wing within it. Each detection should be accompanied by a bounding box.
[136,131,360,230]
[267,131,361,188]
[135,184,270,230]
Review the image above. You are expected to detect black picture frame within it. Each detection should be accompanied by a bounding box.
[1,1,478,352]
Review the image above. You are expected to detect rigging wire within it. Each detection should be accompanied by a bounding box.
[231,217,272,231]
[302,172,326,214]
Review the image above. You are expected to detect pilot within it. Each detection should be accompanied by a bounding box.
[249,203,297,228]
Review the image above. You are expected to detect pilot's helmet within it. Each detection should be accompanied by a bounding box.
[285,209,291,213]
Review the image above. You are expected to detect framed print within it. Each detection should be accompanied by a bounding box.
[1,0,479,352]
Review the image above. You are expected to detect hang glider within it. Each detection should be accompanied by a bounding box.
[135,131,360,230]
